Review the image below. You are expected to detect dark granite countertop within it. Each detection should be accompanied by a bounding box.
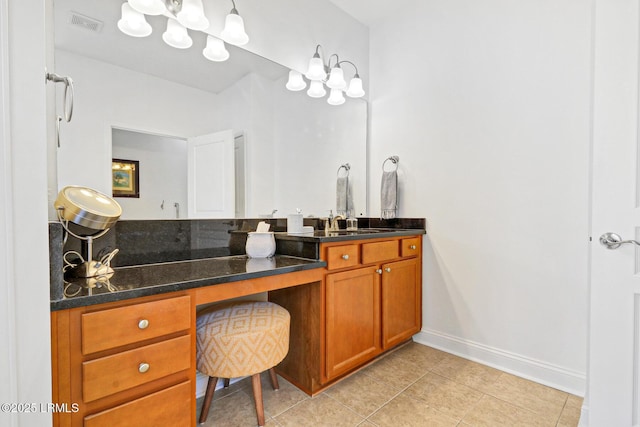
[275,228,425,243]
[51,255,325,311]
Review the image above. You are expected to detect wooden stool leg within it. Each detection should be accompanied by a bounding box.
[268,368,280,391]
[199,376,218,424]
[251,373,265,427]
[223,378,230,388]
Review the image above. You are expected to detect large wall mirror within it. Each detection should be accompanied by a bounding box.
[52,0,368,220]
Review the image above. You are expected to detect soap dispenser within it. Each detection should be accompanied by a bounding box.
[346,216,358,231]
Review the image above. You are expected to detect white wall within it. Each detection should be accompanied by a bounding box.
[1,0,53,425]
[214,72,276,217]
[273,82,368,218]
[369,0,591,394]
[201,0,370,88]
[7,3,368,426]
[112,129,188,220]
[55,50,221,196]
[197,72,369,219]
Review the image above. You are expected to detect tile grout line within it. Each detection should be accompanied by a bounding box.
[554,394,571,427]
[426,357,570,425]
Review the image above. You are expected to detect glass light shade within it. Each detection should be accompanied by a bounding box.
[220,13,249,46]
[203,36,230,62]
[307,80,326,98]
[305,56,327,81]
[117,2,152,37]
[162,19,193,49]
[327,88,346,106]
[285,70,307,91]
[346,76,365,98]
[177,0,209,31]
[326,67,347,90]
[128,0,166,15]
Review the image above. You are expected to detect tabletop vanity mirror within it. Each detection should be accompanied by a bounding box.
[50,0,368,220]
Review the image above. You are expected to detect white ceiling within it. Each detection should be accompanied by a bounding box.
[327,0,397,27]
[53,0,393,93]
[54,0,287,94]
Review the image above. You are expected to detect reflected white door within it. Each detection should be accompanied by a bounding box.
[187,129,235,218]
[588,1,640,425]
[234,134,246,218]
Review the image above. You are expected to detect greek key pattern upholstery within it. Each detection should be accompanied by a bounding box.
[196,301,290,378]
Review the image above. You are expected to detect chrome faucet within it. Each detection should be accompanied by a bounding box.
[329,215,345,232]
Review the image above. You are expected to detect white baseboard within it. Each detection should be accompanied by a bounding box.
[195,372,246,398]
[579,405,589,426]
[196,372,208,398]
[414,329,586,397]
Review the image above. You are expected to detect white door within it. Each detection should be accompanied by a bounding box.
[234,133,246,218]
[187,129,235,218]
[588,1,640,425]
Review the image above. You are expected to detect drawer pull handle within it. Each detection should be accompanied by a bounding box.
[376,269,382,275]
[138,363,150,373]
[138,319,149,330]
[385,267,392,273]
[342,254,350,260]
[409,245,417,250]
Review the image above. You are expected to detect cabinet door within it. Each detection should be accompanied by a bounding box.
[381,258,421,349]
[325,266,381,380]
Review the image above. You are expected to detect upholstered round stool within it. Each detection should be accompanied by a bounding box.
[196,301,290,426]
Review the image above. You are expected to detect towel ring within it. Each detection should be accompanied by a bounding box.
[337,163,351,178]
[382,156,399,172]
[46,71,74,122]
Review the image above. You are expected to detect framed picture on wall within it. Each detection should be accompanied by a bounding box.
[112,158,139,198]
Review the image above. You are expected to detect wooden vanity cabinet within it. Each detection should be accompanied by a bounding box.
[325,266,381,379]
[271,234,422,394]
[323,236,422,382]
[51,292,195,427]
[380,257,421,349]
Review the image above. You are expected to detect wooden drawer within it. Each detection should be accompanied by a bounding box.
[401,237,421,258]
[82,295,191,355]
[82,335,191,402]
[326,244,360,270]
[84,381,191,427]
[361,240,399,264]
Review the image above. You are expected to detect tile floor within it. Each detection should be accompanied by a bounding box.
[195,341,582,427]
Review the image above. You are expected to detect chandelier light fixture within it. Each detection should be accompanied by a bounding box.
[285,44,365,106]
[118,0,249,63]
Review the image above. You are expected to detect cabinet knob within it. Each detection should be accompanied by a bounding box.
[376,269,382,275]
[138,319,149,330]
[385,267,392,273]
[342,254,350,260]
[409,245,417,250]
[138,363,150,373]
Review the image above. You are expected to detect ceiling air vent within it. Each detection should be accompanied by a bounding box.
[69,12,104,33]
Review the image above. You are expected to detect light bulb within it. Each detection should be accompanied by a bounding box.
[327,88,345,105]
[128,0,166,15]
[117,2,152,37]
[286,70,307,91]
[307,80,326,98]
[305,56,327,81]
[162,19,193,49]
[203,36,230,62]
[221,11,249,46]
[346,75,365,98]
[177,0,209,31]
[326,66,346,90]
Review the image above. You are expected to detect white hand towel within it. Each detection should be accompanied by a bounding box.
[381,170,397,219]
[336,176,354,217]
